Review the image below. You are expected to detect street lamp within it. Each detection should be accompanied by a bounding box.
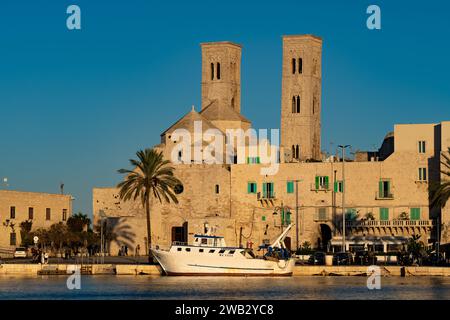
[338,145,351,252]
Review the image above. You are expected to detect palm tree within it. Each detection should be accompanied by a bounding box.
[430,148,450,209]
[117,148,181,263]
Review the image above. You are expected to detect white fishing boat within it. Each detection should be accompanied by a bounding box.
[151,224,295,276]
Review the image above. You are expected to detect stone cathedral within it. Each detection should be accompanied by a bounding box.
[93,35,450,256]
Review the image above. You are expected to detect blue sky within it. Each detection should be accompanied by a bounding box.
[0,0,449,217]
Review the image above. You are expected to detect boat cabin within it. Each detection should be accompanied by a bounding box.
[193,234,226,247]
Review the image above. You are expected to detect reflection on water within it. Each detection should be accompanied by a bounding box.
[0,275,449,300]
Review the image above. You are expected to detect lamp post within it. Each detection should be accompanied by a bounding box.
[338,145,351,252]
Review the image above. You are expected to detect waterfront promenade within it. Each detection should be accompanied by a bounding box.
[1,262,450,277]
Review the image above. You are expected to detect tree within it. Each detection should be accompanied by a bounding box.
[20,220,33,247]
[117,148,181,263]
[67,212,91,233]
[430,148,450,209]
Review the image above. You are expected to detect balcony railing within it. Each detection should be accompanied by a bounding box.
[375,191,394,200]
[345,219,434,228]
[257,192,276,200]
[310,183,331,192]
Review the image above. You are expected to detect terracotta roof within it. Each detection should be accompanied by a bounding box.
[200,100,251,123]
[160,107,223,136]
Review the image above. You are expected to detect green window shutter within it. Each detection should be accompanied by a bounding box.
[254,183,257,194]
[247,182,251,193]
[380,208,389,220]
[315,176,319,190]
[256,157,260,164]
[281,208,285,225]
[341,181,344,193]
[262,215,266,221]
[246,157,249,164]
[324,176,329,189]
[411,208,420,220]
[286,212,291,224]
[287,181,294,193]
[386,181,390,194]
[379,181,383,197]
[263,183,267,198]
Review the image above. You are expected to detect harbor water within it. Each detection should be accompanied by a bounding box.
[0,275,449,300]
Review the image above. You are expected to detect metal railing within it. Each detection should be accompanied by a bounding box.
[375,191,394,200]
[345,219,434,228]
[257,192,276,200]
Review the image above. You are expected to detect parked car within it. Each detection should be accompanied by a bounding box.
[308,251,326,265]
[14,247,27,258]
[332,252,353,265]
[354,250,377,265]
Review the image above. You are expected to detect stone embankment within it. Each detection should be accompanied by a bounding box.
[1,264,449,276]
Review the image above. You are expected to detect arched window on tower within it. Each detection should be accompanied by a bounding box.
[296,96,300,113]
[298,58,303,74]
[211,63,214,80]
[292,58,296,74]
[296,145,299,159]
[292,96,296,113]
[313,97,316,114]
[217,62,221,80]
[292,145,295,159]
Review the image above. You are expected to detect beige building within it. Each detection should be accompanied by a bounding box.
[93,35,450,255]
[0,190,73,249]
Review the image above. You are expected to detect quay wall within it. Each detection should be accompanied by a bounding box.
[1,264,450,276]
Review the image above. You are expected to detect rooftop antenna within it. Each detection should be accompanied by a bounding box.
[2,177,9,188]
[60,182,64,195]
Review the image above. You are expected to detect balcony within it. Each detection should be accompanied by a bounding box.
[345,219,434,228]
[375,191,394,200]
[310,183,331,192]
[257,192,276,200]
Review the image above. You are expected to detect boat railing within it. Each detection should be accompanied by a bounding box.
[172,241,188,246]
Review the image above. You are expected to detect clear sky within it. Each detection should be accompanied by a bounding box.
[0,0,449,217]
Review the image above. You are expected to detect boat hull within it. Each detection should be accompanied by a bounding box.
[151,248,295,276]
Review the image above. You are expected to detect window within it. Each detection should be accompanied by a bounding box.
[262,215,266,221]
[46,208,51,220]
[292,58,296,74]
[418,168,427,181]
[378,180,392,198]
[379,208,389,220]
[334,181,344,193]
[313,97,317,114]
[247,182,257,194]
[418,141,426,154]
[10,206,15,219]
[228,250,235,254]
[219,249,225,254]
[287,181,294,193]
[217,62,221,79]
[318,208,327,220]
[296,96,300,113]
[292,96,296,113]
[211,63,214,80]
[292,145,300,159]
[298,58,303,74]
[185,248,191,252]
[209,249,215,253]
[246,157,260,164]
[10,233,16,246]
[199,249,204,253]
[215,184,220,194]
[28,207,34,220]
[62,209,67,221]
[177,247,182,251]
[201,238,207,245]
[262,182,275,198]
[410,208,420,220]
[178,150,182,161]
[315,176,329,190]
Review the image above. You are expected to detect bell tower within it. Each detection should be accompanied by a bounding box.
[280,35,322,161]
[201,42,241,113]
